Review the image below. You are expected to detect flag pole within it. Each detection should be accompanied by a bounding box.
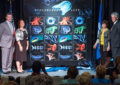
[96,0,103,60]
[8,0,13,5]
[8,0,15,24]
[100,0,102,4]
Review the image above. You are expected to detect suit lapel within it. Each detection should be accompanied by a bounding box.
[111,21,119,31]
[111,24,115,31]
[5,22,12,34]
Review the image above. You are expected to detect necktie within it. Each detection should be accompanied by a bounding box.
[9,22,14,34]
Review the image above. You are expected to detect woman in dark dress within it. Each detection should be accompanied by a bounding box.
[15,19,29,73]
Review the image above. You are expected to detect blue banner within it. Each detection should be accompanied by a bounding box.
[96,3,102,60]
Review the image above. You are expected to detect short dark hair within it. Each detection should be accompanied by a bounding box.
[32,61,42,73]
[102,20,108,27]
[6,13,12,16]
[18,19,25,28]
[8,76,16,82]
[67,66,78,79]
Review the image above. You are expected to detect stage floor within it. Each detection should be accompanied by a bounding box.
[0,67,96,78]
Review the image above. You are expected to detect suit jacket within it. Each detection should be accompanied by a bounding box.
[98,28,110,51]
[111,21,120,48]
[0,21,15,48]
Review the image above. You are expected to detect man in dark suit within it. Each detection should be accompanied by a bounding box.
[0,13,15,74]
[111,12,120,68]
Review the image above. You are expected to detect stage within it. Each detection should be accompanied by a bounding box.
[0,66,95,78]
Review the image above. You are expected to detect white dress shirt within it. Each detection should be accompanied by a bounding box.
[6,21,14,34]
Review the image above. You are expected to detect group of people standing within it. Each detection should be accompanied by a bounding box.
[0,13,29,73]
[0,12,120,74]
[94,12,120,70]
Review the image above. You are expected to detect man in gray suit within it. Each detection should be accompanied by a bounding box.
[0,13,15,74]
[111,12,120,69]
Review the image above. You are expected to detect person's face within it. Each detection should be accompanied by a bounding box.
[6,14,12,22]
[20,20,25,28]
[102,23,107,28]
[111,15,118,23]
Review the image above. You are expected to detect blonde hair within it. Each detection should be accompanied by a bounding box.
[96,65,106,78]
[81,72,91,78]
[78,72,91,85]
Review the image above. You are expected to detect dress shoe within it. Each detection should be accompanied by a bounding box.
[3,71,11,74]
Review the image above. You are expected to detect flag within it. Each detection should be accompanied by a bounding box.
[9,0,14,23]
[9,2,12,13]
[96,1,102,60]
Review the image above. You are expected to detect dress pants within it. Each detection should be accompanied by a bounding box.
[2,46,14,73]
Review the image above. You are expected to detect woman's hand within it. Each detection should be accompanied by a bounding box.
[26,46,29,51]
[107,45,110,51]
[93,43,97,49]
[19,46,23,52]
